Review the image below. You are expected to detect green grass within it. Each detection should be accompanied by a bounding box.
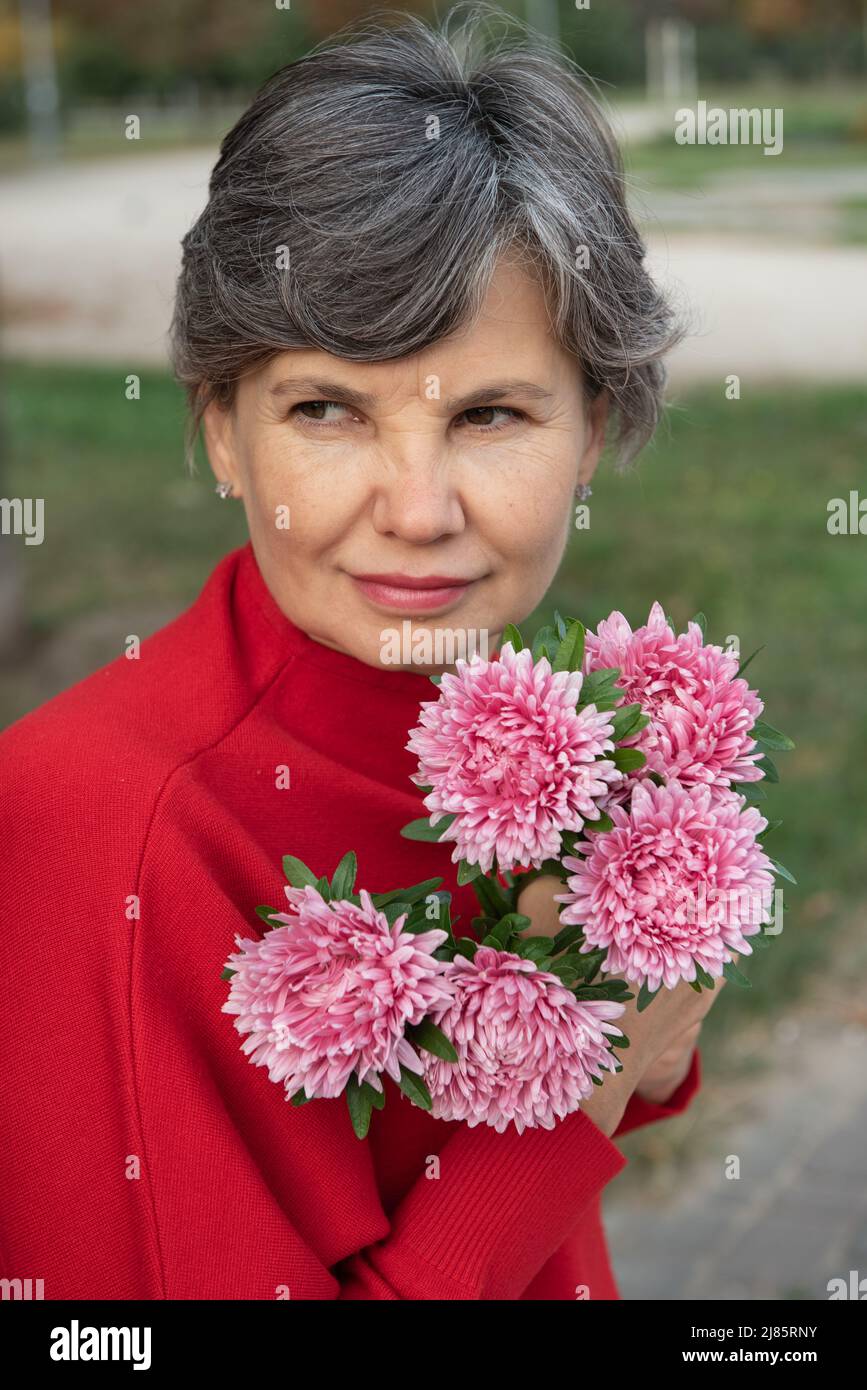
[3,363,866,1043]
[1,360,247,624]
[0,118,238,175]
[624,134,867,192]
[529,382,867,1039]
[621,82,867,191]
[839,194,867,244]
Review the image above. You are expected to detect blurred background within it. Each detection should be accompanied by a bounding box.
[1,0,866,1299]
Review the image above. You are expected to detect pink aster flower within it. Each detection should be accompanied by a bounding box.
[222,886,454,1100]
[406,643,622,873]
[584,602,764,792]
[556,779,776,991]
[420,946,625,1133]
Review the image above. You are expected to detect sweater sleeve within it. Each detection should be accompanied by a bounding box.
[332,1106,627,1300]
[612,1047,702,1139]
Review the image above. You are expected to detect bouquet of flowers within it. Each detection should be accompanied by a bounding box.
[222,603,794,1138]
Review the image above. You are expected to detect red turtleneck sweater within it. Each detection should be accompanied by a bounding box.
[0,542,700,1300]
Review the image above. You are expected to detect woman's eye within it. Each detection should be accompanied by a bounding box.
[293,399,356,424]
[458,405,523,431]
[291,400,523,431]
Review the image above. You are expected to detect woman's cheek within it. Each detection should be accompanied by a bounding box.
[496,476,572,571]
[242,446,325,542]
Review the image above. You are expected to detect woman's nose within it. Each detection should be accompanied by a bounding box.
[370,459,466,543]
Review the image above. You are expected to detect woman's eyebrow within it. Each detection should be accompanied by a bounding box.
[268,377,377,409]
[267,376,554,412]
[443,381,555,412]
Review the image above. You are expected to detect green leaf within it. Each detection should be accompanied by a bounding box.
[751,720,795,752]
[255,904,284,928]
[345,1075,374,1139]
[612,747,647,773]
[694,964,716,989]
[609,1032,630,1049]
[609,702,645,742]
[400,814,455,843]
[531,624,558,663]
[560,830,583,857]
[436,897,456,947]
[768,857,797,885]
[515,936,556,963]
[757,819,783,840]
[454,936,478,961]
[757,755,779,784]
[457,858,482,885]
[579,667,623,710]
[583,810,614,834]
[481,912,531,950]
[403,891,452,934]
[738,781,766,803]
[366,1081,387,1111]
[750,931,771,950]
[374,877,443,907]
[549,958,582,985]
[316,875,331,899]
[551,922,585,954]
[470,873,513,920]
[736,645,765,679]
[406,1018,459,1063]
[553,610,567,640]
[330,851,357,900]
[381,901,411,926]
[637,980,659,1012]
[282,855,319,890]
[723,959,751,988]
[570,949,606,981]
[552,619,586,674]
[220,966,236,981]
[502,623,524,652]
[429,674,442,686]
[398,1065,433,1111]
[691,611,708,637]
[290,1088,312,1106]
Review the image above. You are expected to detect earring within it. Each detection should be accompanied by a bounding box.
[575,482,592,501]
[215,480,233,499]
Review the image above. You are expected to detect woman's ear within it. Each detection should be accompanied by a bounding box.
[202,396,243,499]
[576,388,610,488]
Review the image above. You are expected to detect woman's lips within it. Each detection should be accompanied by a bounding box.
[351,573,475,613]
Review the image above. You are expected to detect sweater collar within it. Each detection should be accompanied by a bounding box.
[233,539,439,703]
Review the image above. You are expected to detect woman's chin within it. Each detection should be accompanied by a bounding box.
[359,611,495,673]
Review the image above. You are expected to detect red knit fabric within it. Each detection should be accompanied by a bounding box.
[0,541,701,1301]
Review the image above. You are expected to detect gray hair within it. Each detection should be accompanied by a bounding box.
[170,2,682,470]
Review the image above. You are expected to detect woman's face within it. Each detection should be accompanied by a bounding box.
[204,257,607,671]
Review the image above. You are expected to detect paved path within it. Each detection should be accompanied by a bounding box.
[605,922,867,1300]
[1,149,866,383]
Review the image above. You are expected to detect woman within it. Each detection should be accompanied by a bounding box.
[0,7,720,1300]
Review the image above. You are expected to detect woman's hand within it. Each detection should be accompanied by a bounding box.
[516,874,730,1134]
[633,1020,701,1104]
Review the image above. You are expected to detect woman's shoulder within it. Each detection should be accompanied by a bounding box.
[0,547,266,876]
